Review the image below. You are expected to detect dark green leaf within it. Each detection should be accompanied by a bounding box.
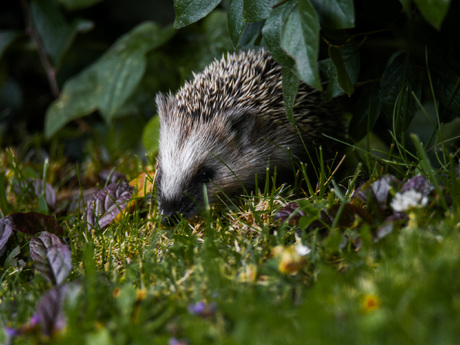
[236,22,264,50]
[311,0,355,29]
[243,0,278,23]
[262,0,296,67]
[142,116,161,156]
[281,1,322,90]
[380,52,421,133]
[58,0,103,11]
[228,0,246,47]
[413,0,451,30]
[30,0,93,66]
[398,0,411,13]
[0,31,21,62]
[435,68,460,116]
[97,49,147,119]
[328,45,354,96]
[348,88,381,141]
[282,67,299,126]
[44,22,174,138]
[321,44,359,98]
[173,0,222,29]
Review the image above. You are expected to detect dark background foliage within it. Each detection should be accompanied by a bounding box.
[1,0,459,163]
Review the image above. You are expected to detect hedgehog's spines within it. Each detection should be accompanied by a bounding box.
[156,48,344,219]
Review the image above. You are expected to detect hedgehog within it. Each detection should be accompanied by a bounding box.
[155,49,344,220]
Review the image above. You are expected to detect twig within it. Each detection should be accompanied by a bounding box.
[20,0,60,98]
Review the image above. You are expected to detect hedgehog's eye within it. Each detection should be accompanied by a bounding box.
[194,167,215,184]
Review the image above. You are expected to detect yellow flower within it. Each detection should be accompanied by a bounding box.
[362,294,380,313]
[275,245,307,274]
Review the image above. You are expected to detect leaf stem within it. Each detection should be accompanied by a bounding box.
[20,0,60,98]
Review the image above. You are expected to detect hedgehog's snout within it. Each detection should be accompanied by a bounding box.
[158,194,198,225]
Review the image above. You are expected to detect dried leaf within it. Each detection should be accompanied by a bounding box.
[86,182,134,230]
[30,232,72,285]
[114,171,154,222]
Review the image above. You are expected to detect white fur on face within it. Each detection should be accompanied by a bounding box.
[158,120,213,202]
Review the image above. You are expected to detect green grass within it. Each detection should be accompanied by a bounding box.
[1,125,460,345]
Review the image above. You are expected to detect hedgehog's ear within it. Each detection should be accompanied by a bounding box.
[226,108,257,145]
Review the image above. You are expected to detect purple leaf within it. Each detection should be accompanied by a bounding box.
[401,175,434,195]
[30,232,72,285]
[329,203,375,228]
[33,179,57,209]
[0,217,13,251]
[86,182,134,231]
[35,285,70,336]
[274,203,305,225]
[98,169,127,184]
[5,212,64,236]
[371,175,398,212]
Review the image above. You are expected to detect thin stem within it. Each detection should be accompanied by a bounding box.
[20,0,60,98]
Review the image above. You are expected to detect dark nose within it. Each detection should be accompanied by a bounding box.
[158,195,197,225]
[160,212,181,226]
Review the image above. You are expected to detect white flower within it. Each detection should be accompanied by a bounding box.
[391,189,428,212]
[295,243,311,256]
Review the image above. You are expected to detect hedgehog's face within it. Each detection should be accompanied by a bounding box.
[155,95,261,221]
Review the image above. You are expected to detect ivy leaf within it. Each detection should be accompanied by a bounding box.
[243,0,278,23]
[281,0,322,90]
[44,22,174,138]
[30,232,72,285]
[310,0,355,29]
[413,0,451,30]
[262,0,296,67]
[173,0,222,29]
[86,183,134,231]
[228,0,246,47]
